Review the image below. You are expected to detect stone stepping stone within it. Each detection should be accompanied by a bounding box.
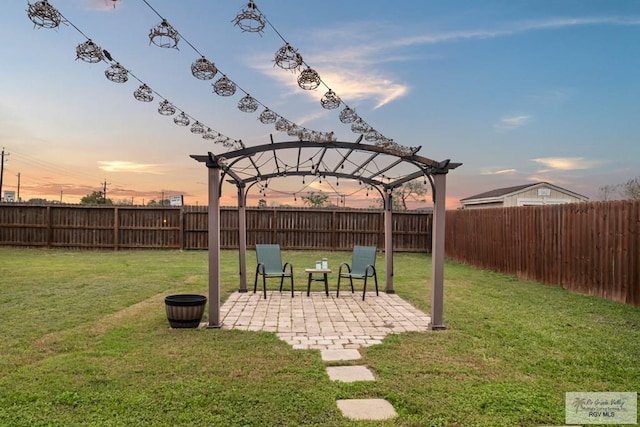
[336,399,397,420]
[320,349,361,361]
[326,365,375,382]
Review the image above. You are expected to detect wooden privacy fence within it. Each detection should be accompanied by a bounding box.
[445,200,640,306]
[0,205,433,252]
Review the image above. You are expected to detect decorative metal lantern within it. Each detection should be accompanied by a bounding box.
[190,121,206,134]
[320,90,341,110]
[149,19,179,49]
[232,0,265,33]
[338,106,357,123]
[133,84,154,102]
[296,128,312,141]
[212,76,236,96]
[258,108,277,124]
[297,67,321,90]
[76,40,104,63]
[191,56,217,80]
[104,63,128,83]
[274,43,303,71]
[286,124,301,137]
[202,129,216,140]
[158,100,176,116]
[274,117,292,132]
[237,94,258,113]
[364,129,383,142]
[173,112,190,126]
[351,119,371,134]
[27,0,62,29]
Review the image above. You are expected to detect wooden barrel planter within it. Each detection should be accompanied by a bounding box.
[164,294,207,328]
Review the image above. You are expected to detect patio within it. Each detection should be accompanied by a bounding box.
[217,291,432,350]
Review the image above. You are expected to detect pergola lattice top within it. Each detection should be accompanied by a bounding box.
[191,135,461,199]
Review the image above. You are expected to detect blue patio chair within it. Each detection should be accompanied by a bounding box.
[253,244,294,299]
[336,245,378,300]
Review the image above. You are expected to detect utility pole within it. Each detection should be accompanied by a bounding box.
[0,147,7,202]
[102,179,109,204]
[16,173,20,202]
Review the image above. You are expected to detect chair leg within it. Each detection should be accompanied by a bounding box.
[336,275,341,297]
[374,274,379,296]
[362,277,367,300]
[262,275,267,299]
[349,277,355,293]
[279,276,284,292]
[290,276,294,297]
[253,272,259,294]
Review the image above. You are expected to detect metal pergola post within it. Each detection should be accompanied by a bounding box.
[384,189,394,293]
[237,184,248,292]
[430,172,447,330]
[207,164,222,328]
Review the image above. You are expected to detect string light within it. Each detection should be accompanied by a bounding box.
[191,56,218,80]
[213,75,237,96]
[75,40,104,63]
[237,94,258,113]
[27,0,62,29]
[104,63,128,83]
[173,112,190,126]
[149,19,179,49]
[158,100,176,116]
[297,67,321,90]
[232,1,266,33]
[133,84,154,102]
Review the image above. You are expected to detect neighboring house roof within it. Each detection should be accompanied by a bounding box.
[460,182,588,202]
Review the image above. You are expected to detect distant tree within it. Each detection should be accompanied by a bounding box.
[115,198,134,206]
[27,198,50,204]
[147,199,171,206]
[376,180,428,210]
[257,199,267,208]
[80,191,112,205]
[597,184,619,201]
[301,191,329,208]
[619,177,640,200]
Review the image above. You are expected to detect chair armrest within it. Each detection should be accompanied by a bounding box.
[338,262,351,275]
[283,262,293,276]
[364,265,376,277]
[256,262,265,274]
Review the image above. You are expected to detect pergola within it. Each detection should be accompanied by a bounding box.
[191,135,461,330]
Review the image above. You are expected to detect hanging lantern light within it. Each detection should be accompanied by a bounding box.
[297,67,321,90]
[173,112,190,126]
[258,108,277,124]
[286,124,301,137]
[232,0,266,33]
[274,43,303,71]
[76,40,104,63]
[351,119,371,134]
[237,94,258,113]
[339,106,357,123]
[202,128,216,140]
[158,100,176,116]
[274,116,292,132]
[133,84,154,102]
[104,63,128,83]
[364,129,383,142]
[212,76,236,96]
[191,56,217,80]
[190,121,206,134]
[320,90,341,110]
[27,0,62,29]
[149,19,179,49]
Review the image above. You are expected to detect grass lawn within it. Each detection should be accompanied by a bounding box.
[0,248,638,426]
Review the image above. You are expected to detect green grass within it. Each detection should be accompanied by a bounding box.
[0,248,638,426]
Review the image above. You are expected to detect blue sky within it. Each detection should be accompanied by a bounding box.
[1,0,638,207]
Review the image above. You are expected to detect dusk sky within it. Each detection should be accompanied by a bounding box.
[2,0,639,208]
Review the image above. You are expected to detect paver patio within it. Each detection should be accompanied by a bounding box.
[220,291,431,349]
